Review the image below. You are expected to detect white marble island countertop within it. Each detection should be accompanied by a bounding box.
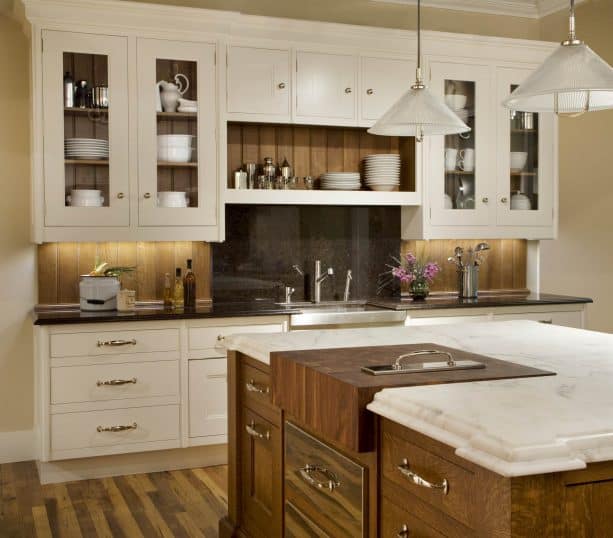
[226,320,613,477]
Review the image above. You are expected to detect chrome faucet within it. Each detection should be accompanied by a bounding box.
[314,260,334,303]
[343,269,353,302]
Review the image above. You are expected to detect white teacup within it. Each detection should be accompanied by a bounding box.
[510,151,528,172]
[445,148,458,172]
[445,94,467,110]
[458,149,475,172]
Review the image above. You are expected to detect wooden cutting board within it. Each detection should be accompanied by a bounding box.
[270,343,554,452]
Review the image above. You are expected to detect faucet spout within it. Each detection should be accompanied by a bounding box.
[313,260,334,303]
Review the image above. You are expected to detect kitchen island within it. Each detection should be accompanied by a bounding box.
[221,321,613,537]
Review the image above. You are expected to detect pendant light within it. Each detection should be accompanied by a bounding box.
[503,0,613,115]
[367,0,470,141]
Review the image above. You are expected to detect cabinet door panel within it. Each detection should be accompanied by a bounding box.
[137,38,217,227]
[42,30,130,227]
[188,359,227,438]
[361,56,414,123]
[296,51,357,122]
[227,46,290,119]
[428,60,493,227]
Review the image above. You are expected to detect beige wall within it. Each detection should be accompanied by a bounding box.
[539,0,613,332]
[0,13,36,433]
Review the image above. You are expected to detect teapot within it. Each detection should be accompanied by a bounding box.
[156,73,189,113]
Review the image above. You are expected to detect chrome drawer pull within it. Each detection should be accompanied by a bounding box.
[96,339,137,347]
[397,524,410,537]
[245,421,270,440]
[97,422,137,433]
[394,349,454,370]
[96,378,137,387]
[539,319,553,324]
[245,379,269,394]
[299,464,341,492]
[397,458,449,495]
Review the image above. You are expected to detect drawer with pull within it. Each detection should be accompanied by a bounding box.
[50,360,179,405]
[240,362,273,409]
[50,404,180,458]
[381,420,475,528]
[50,328,179,358]
[188,322,284,358]
[380,494,447,538]
[285,421,365,538]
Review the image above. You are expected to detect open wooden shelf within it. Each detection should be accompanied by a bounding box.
[157,111,197,119]
[65,159,109,165]
[157,161,198,168]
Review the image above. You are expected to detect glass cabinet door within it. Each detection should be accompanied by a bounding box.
[42,31,129,227]
[428,61,493,226]
[137,39,217,227]
[496,67,555,227]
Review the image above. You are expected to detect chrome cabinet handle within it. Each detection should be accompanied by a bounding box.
[366,88,374,95]
[96,378,137,387]
[144,192,151,199]
[482,197,489,203]
[397,525,410,537]
[397,458,449,495]
[501,196,508,203]
[245,421,270,440]
[97,422,137,433]
[96,339,137,347]
[344,87,352,94]
[216,335,225,341]
[394,349,454,370]
[299,464,341,492]
[278,82,286,89]
[117,192,125,199]
[245,379,269,394]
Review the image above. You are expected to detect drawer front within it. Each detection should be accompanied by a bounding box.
[51,405,179,452]
[50,328,179,358]
[189,323,284,358]
[381,425,474,528]
[285,422,364,538]
[188,358,227,438]
[380,495,446,538]
[494,310,584,328]
[285,501,331,538]
[240,362,272,408]
[51,360,179,405]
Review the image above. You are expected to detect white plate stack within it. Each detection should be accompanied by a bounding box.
[320,172,361,190]
[65,138,109,160]
[363,154,401,191]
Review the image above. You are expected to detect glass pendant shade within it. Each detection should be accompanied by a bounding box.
[368,84,470,138]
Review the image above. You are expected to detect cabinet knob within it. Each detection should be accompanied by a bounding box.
[482,197,489,203]
[366,88,374,95]
[117,192,125,199]
[144,192,151,199]
[345,87,352,94]
[501,197,508,204]
[397,525,410,538]
[277,82,286,89]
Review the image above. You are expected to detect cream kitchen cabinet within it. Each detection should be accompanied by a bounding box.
[295,51,358,125]
[226,45,291,122]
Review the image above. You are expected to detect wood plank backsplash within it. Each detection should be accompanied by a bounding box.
[401,239,527,293]
[227,122,415,191]
[37,242,211,305]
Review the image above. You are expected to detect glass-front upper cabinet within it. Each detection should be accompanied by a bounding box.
[496,67,555,227]
[137,39,217,227]
[428,61,493,226]
[42,31,129,227]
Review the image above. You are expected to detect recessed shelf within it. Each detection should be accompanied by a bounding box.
[65,159,109,165]
[157,161,198,168]
[157,111,197,119]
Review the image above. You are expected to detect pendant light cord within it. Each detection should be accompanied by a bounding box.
[564,0,580,45]
[413,0,424,86]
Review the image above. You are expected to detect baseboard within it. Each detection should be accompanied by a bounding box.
[37,443,227,484]
[0,429,36,464]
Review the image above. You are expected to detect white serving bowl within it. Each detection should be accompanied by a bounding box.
[157,146,193,163]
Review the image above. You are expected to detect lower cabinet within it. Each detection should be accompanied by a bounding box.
[285,501,331,537]
[188,358,227,443]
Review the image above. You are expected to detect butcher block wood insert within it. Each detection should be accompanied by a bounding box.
[271,343,554,453]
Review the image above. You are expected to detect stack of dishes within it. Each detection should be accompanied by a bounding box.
[65,138,109,160]
[320,172,361,191]
[363,154,401,191]
[157,134,194,163]
[157,191,189,208]
[66,189,104,207]
[178,98,197,113]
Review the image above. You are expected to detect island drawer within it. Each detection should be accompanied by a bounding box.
[381,420,474,528]
[50,360,179,405]
[285,421,365,538]
[285,501,331,537]
[380,494,445,537]
[240,361,273,409]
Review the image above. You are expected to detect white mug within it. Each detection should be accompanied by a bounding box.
[510,151,528,171]
[458,149,475,172]
[445,148,458,172]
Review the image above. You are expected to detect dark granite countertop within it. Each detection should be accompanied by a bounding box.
[368,293,593,311]
[33,293,592,325]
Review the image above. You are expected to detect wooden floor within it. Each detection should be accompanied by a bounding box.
[0,462,228,538]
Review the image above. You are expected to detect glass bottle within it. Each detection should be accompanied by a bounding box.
[163,272,174,309]
[173,268,184,309]
[183,259,196,309]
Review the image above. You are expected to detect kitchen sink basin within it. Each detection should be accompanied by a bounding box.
[288,302,406,327]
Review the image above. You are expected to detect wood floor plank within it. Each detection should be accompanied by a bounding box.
[175,512,206,538]
[112,476,160,537]
[192,467,228,507]
[101,477,144,538]
[31,506,53,538]
[44,483,83,538]
[123,474,176,537]
[85,499,114,538]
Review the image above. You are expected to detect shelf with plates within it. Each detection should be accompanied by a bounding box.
[157,161,198,168]
[64,159,109,166]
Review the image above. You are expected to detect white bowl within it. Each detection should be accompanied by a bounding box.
[369,184,397,192]
[158,146,193,163]
[445,94,467,110]
[157,134,194,147]
[68,196,104,207]
[70,189,102,198]
[510,151,528,171]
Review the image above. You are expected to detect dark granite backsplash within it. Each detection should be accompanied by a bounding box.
[212,205,400,303]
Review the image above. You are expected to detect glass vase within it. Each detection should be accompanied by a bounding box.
[409,279,430,301]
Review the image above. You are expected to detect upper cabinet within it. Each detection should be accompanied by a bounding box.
[226,46,291,122]
[295,51,358,125]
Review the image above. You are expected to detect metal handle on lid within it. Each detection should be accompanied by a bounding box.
[393,349,454,370]
[397,458,449,495]
[299,464,340,492]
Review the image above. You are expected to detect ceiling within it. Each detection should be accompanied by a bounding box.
[371,0,582,19]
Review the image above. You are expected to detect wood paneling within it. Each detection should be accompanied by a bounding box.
[227,122,415,192]
[0,461,227,538]
[401,239,528,293]
[36,242,211,304]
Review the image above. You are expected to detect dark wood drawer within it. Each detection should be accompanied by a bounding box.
[285,421,365,538]
[380,495,445,538]
[381,421,475,528]
[240,361,273,410]
[285,501,331,538]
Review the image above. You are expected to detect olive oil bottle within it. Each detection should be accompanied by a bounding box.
[183,259,196,309]
[173,267,184,309]
[163,272,174,309]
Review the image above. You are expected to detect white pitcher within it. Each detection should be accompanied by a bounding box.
[157,73,189,113]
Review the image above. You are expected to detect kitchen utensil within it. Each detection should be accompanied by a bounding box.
[92,86,109,108]
[157,73,189,113]
[445,94,467,110]
[445,148,458,171]
[245,162,257,189]
[473,242,490,266]
[64,72,74,108]
[510,191,532,210]
[458,148,475,172]
[461,265,479,298]
[510,151,528,172]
